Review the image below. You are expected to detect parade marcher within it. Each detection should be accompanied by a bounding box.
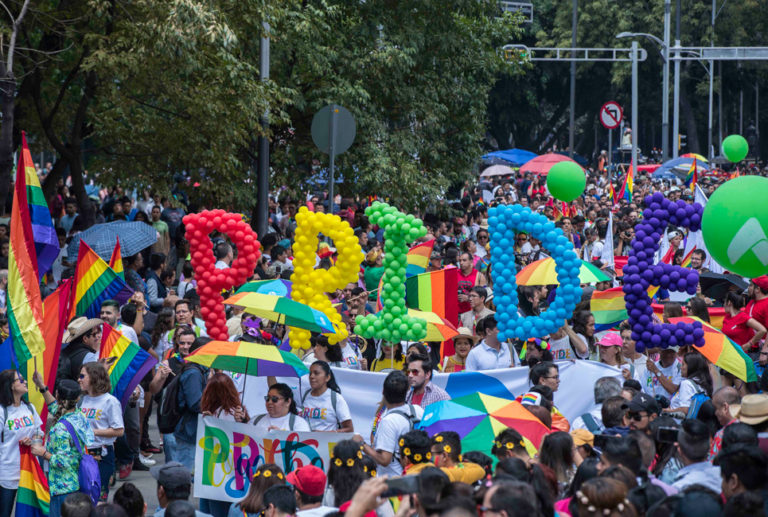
[252,383,310,433]
[299,361,353,432]
[465,315,519,371]
[404,354,450,408]
[441,327,476,373]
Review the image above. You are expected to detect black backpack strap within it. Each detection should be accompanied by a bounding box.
[253,414,266,426]
[581,413,600,433]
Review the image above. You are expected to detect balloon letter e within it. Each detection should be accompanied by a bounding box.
[184,210,261,340]
[355,202,428,343]
[488,205,581,340]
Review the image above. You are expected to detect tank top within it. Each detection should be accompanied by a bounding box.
[457,269,478,313]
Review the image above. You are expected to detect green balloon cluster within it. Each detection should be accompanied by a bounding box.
[546,161,586,202]
[722,134,749,163]
[355,201,428,343]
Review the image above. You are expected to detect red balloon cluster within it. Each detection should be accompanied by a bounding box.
[183,210,261,340]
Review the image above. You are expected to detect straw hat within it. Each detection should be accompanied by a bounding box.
[454,327,479,345]
[63,317,103,344]
[729,394,768,426]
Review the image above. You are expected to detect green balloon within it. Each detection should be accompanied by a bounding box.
[546,161,586,202]
[702,176,768,277]
[722,134,749,162]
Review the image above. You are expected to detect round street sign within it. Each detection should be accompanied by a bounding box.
[311,105,356,155]
[600,101,623,130]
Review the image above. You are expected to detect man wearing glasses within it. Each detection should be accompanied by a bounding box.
[626,393,660,434]
[475,231,490,259]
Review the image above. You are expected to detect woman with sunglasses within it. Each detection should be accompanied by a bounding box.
[251,383,310,433]
[0,370,42,515]
[299,361,353,432]
[78,362,124,500]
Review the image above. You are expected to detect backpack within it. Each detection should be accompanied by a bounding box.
[60,418,101,504]
[158,363,201,434]
[580,412,601,434]
[301,389,339,429]
[389,404,421,431]
[685,382,711,420]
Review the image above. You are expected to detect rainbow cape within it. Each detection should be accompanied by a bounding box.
[590,287,628,331]
[71,241,134,319]
[100,323,158,408]
[16,445,50,517]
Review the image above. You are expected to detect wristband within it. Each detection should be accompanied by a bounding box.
[39,386,48,393]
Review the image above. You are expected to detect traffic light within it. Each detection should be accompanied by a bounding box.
[678,134,687,150]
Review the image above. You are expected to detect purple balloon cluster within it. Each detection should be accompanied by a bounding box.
[622,192,706,351]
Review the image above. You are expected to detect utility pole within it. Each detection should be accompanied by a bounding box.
[569,0,577,157]
[255,22,270,237]
[663,0,671,160]
[632,41,639,171]
[673,0,681,158]
[708,0,715,160]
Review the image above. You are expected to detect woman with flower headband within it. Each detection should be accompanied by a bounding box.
[572,477,637,517]
[324,439,393,517]
[491,428,531,465]
[398,430,435,476]
[227,464,286,517]
[299,361,353,432]
[429,431,485,484]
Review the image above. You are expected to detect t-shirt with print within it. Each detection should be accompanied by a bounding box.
[300,389,352,431]
[251,413,311,434]
[79,393,124,449]
[341,342,363,370]
[0,404,42,489]
[548,335,585,360]
[651,360,683,398]
[373,405,425,478]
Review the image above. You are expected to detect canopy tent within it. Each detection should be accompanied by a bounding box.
[653,157,709,180]
[481,148,538,167]
[520,153,583,176]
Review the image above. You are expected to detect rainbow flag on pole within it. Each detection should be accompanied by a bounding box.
[16,445,50,517]
[8,132,58,364]
[406,240,435,277]
[619,163,634,202]
[71,241,133,319]
[109,238,124,280]
[590,287,628,331]
[100,323,157,408]
[684,157,698,189]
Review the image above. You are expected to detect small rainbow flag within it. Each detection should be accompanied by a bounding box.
[16,445,50,517]
[71,241,133,319]
[619,163,634,202]
[109,237,124,280]
[406,239,435,277]
[680,248,695,268]
[684,157,698,189]
[100,323,158,408]
[591,287,629,331]
[609,183,616,204]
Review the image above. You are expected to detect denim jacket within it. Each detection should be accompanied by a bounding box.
[174,364,208,443]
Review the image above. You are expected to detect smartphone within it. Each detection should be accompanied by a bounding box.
[593,434,622,449]
[656,426,679,444]
[381,476,420,498]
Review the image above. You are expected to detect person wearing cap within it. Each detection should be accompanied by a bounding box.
[459,286,494,335]
[626,393,660,434]
[30,373,95,517]
[59,317,103,383]
[441,327,476,373]
[730,393,768,455]
[150,461,213,517]
[596,333,634,380]
[287,464,337,517]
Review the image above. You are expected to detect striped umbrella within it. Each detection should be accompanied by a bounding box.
[669,316,758,382]
[408,309,460,341]
[517,257,609,286]
[186,340,309,377]
[224,292,336,334]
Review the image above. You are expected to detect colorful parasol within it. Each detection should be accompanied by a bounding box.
[517,257,610,286]
[407,309,460,341]
[417,392,550,458]
[224,292,336,334]
[668,316,758,382]
[186,340,309,377]
[236,279,292,297]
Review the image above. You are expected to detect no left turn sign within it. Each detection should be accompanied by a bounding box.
[600,101,623,130]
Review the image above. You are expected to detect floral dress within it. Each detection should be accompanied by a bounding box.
[45,401,95,496]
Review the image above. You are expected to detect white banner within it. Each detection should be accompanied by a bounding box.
[193,415,353,502]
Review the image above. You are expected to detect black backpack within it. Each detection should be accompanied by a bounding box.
[158,363,201,434]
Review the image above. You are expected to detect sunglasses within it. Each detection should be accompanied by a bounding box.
[628,412,647,421]
[79,374,86,379]
[264,396,284,403]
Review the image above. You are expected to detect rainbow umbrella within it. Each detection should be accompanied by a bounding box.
[186,340,309,377]
[668,316,758,382]
[407,309,460,341]
[417,392,550,458]
[681,153,708,163]
[517,257,609,286]
[224,292,336,334]
[236,279,292,297]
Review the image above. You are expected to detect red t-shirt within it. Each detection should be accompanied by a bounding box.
[411,391,425,406]
[747,298,768,328]
[457,269,478,313]
[722,311,754,346]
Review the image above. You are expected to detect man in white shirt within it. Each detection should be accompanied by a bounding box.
[465,315,518,371]
[214,242,233,270]
[571,377,622,433]
[619,323,651,394]
[100,299,139,344]
[287,465,338,517]
[353,370,424,478]
[459,286,495,335]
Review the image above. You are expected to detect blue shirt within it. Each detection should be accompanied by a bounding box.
[465,341,512,371]
[672,461,721,493]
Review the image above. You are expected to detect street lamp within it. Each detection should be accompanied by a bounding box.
[617,31,670,161]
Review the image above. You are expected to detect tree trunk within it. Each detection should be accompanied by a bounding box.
[0,75,16,216]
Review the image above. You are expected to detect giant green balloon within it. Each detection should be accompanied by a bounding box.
[702,176,768,278]
[546,161,586,202]
[722,134,749,163]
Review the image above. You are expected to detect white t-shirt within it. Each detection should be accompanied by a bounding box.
[341,342,363,370]
[250,413,310,434]
[651,360,683,398]
[549,335,584,360]
[118,323,139,345]
[0,404,42,488]
[373,405,425,478]
[299,389,352,431]
[83,351,99,365]
[670,379,702,410]
[79,393,124,449]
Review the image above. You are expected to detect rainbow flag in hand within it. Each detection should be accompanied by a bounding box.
[590,287,628,331]
[684,157,698,188]
[8,132,58,364]
[16,445,50,517]
[100,323,157,408]
[71,241,134,319]
[619,163,634,202]
[109,238,124,280]
[406,240,435,277]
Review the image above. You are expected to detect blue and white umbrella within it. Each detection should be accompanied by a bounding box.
[67,221,158,262]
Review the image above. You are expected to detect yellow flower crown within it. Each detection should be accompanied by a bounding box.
[434,435,444,443]
[253,470,283,480]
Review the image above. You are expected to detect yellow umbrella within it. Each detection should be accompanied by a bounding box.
[407,309,459,341]
[517,257,609,286]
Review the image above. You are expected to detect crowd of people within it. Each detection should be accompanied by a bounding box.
[0,160,767,517]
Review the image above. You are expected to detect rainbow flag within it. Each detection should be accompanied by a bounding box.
[684,157,698,188]
[406,240,435,277]
[591,287,628,331]
[16,445,50,517]
[609,183,616,204]
[100,323,157,408]
[680,248,695,268]
[109,238,124,280]
[619,163,634,202]
[71,241,133,319]
[405,267,459,323]
[8,133,56,364]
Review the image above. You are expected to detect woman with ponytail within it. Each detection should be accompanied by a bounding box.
[299,361,353,432]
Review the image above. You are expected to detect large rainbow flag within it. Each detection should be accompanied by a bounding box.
[16,445,50,517]
[100,323,157,408]
[590,287,628,331]
[406,240,435,277]
[8,132,58,364]
[71,241,133,319]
